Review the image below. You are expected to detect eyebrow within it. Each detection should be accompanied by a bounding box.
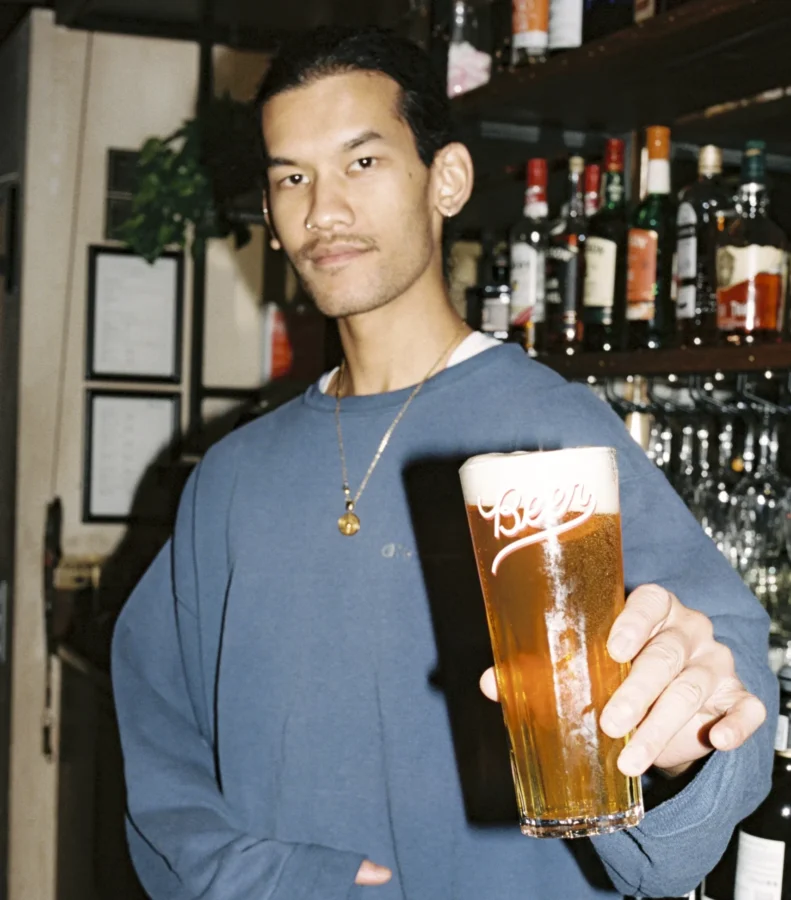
[266,130,386,169]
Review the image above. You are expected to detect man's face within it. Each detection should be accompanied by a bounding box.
[262,71,438,319]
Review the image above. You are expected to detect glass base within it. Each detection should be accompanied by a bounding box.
[520,803,644,839]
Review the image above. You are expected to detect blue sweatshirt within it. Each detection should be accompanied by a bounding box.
[112,344,777,900]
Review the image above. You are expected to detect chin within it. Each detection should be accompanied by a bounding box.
[308,284,395,320]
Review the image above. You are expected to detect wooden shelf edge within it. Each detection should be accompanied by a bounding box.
[540,343,791,378]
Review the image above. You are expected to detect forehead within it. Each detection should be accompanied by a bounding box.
[262,70,413,158]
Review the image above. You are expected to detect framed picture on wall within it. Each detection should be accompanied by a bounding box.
[86,246,184,383]
[83,389,181,523]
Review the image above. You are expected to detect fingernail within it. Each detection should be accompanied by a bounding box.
[608,631,633,661]
[716,727,735,749]
[618,743,649,776]
[601,704,632,737]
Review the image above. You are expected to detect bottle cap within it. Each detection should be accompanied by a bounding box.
[585,163,601,195]
[569,156,585,175]
[698,144,723,177]
[526,158,548,188]
[742,139,767,183]
[646,126,671,161]
[604,138,625,172]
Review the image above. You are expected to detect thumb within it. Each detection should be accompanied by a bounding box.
[480,667,499,702]
[355,860,393,886]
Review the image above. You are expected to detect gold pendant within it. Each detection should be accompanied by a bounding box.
[338,510,361,536]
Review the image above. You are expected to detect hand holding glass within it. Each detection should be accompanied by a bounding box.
[460,447,643,839]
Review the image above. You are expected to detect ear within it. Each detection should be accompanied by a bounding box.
[262,193,282,251]
[431,142,474,220]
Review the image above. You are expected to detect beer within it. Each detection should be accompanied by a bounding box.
[459,447,643,838]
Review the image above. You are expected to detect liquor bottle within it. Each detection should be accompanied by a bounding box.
[509,158,549,354]
[548,0,583,50]
[512,0,550,64]
[479,242,512,341]
[583,0,633,42]
[584,139,628,352]
[546,156,586,354]
[676,145,735,348]
[626,126,676,350]
[584,163,601,218]
[716,140,788,345]
[702,665,791,899]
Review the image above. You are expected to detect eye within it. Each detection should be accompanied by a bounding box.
[349,157,377,172]
[277,173,308,188]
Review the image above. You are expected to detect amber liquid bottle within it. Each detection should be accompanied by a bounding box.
[716,140,789,345]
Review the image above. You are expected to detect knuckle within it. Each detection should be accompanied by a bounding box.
[690,609,714,641]
[669,678,705,711]
[712,643,736,674]
[649,636,686,677]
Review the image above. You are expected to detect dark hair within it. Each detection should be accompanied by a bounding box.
[254,26,451,169]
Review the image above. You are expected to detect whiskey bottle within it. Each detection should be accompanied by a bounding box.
[626,126,676,349]
[509,158,549,354]
[546,156,586,354]
[716,140,788,345]
[549,0,584,50]
[676,145,734,348]
[584,138,628,352]
[511,0,549,64]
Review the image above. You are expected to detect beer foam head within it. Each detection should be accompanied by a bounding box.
[459,447,619,514]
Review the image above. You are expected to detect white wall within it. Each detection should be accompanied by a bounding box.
[11,13,270,900]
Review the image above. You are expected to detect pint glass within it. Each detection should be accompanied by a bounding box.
[459,447,644,838]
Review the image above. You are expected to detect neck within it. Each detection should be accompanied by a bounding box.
[335,278,470,397]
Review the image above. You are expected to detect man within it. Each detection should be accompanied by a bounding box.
[113,26,775,900]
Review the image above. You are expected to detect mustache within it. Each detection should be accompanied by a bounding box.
[298,235,379,262]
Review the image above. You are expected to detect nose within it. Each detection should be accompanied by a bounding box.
[305,173,355,232]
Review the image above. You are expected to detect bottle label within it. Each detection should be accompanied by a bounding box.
[626,228,658,321]
[546,240,580,324]
[510,242,545,325]
[512,0,549,50]
[677,202,698,280]
[775,713,790,752]
[548,0,583,49]
[716,245,785,332]
[735,830,784,900]
[584,237,617,309]
[481,295,511,334]
[677,284,696,319]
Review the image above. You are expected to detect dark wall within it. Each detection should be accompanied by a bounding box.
[0,14,29,178]
[0,14,28,900]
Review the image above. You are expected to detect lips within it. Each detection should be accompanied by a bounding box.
[309,245,372,268]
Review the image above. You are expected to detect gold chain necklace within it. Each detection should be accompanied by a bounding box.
[334,329,465,536]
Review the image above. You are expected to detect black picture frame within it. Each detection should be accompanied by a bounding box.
[85,245,184,384]
[82,389,181,523]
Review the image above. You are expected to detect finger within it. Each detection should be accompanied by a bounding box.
[355,861,393,886]
[615,664,718,775]
[601,627,693,738]
[480,667,498,702]
[709,692,768,752]
[608,584,674,663]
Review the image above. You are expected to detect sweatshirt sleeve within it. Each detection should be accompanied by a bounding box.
[111,454,366,900]
[548,385,778,898]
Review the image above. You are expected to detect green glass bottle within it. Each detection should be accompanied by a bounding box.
[625,126,677,349]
